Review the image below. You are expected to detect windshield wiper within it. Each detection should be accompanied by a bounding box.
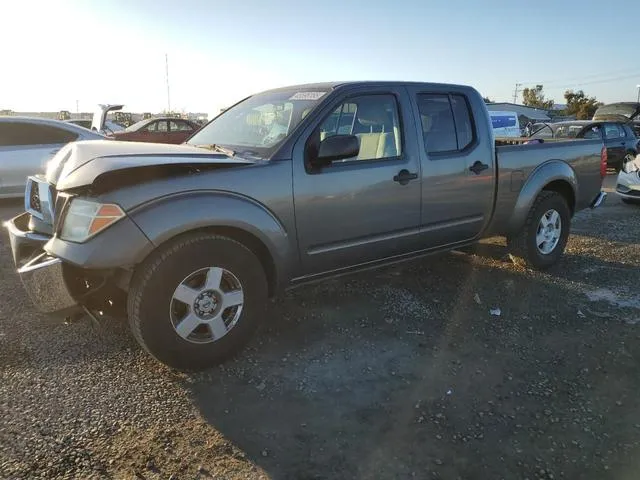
[197,144,236,157]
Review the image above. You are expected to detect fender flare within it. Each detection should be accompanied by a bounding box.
[129,191,294,291]
[507,160,577,234]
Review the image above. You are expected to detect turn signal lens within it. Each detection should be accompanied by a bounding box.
[60,199,125,242]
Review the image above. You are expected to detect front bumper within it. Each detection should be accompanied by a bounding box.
[5,213,80,316]
[616,169,640,200]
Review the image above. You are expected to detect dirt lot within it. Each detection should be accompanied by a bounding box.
[1,175,640,480]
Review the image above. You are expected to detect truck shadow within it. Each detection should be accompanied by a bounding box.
[183,248,640,480]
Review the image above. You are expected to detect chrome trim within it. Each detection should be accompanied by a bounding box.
[24,176,55,224]
[18,253,62,274]
[15,252,78,314]
[590,191,607,209]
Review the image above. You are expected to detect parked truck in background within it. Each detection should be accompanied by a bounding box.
[6,81,607,370]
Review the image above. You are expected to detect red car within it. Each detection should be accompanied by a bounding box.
[110,117,200,144]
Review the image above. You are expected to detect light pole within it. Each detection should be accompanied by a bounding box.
[636,84,640,104]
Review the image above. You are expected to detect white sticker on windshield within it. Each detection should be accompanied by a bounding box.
[288,91,326,101]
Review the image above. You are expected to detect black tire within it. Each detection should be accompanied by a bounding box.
[506,191,571,270]
[128,233,268,370]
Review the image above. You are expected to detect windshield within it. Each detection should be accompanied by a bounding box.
[186,88,329,156]
[124,119,151,132]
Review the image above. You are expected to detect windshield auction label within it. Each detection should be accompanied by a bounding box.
[289,92,326,101]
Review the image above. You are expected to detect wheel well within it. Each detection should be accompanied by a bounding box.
[543,180,575,215]
[165,226,278,298]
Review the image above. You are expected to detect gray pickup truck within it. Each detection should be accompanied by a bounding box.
[6,81,607,370]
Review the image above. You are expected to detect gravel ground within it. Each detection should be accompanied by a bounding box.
[1,175,640,479]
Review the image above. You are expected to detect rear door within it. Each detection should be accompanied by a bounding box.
[0,121,77,196]
[152,120,171,143]
[406,87,495,247]
[130,120,164,143]
[603,123,626,169]
[168,120,196,144]
[292,86,423,275]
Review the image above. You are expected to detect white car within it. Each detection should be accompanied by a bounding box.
[617,154,640,205]
[0,117,105,199]
[66,118,125,134]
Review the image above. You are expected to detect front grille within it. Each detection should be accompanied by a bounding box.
[25,177,56,225]
[29,181,42,213]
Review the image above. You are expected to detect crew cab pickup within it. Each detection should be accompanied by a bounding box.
[6,81,607,370]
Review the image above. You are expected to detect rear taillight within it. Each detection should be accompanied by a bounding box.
[600,147,607,178]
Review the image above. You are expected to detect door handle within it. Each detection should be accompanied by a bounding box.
[393,169,418,185]
[469,161,489,175]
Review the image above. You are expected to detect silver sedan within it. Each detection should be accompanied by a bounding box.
[617,153,640,205]
[0,117,105,198]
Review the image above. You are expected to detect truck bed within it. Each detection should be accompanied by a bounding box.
[488,137,604,235]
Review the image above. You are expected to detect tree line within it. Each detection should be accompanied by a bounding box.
[483,86,604,120]
[521,85,602,119]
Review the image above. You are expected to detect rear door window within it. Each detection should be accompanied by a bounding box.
[170,120,195,132]
[0,122,78,146]
[416,94,475,154]
[604,123,623,139]
[450,95,475,149]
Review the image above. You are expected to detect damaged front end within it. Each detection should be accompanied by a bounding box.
[7,140,257,321]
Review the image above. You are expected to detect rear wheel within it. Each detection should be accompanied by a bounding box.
[507,191,571,270]
[128,233,268,370]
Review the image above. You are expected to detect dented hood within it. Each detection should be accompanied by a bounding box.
[46,140,257,190]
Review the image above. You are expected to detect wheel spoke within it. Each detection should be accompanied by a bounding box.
[222,289,244,308]
[539,214,549,227]
[174,313,202,339]
[204,267,224,291]
[536,231,546,247]
[549,211,560,227]
[209,315,228,339]
[173,284,199,305]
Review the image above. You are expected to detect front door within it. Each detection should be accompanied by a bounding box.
[406,87,495,247]
[168,120,195,144]
[292,87,422,276]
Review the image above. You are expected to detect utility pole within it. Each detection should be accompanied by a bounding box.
[165,53,171,113]
[513,83,522,104]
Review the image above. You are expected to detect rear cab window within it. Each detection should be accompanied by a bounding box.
[0,122,78,146]
[416,93,476,155]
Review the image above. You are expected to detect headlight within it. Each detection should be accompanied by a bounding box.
[60,199,125,242]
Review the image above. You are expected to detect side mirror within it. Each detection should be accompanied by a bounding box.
[315,134,359,165]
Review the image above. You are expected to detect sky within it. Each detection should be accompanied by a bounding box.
[2,0,640,117]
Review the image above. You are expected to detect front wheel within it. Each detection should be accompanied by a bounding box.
[507,191,571,270]
[128,233,268,370]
